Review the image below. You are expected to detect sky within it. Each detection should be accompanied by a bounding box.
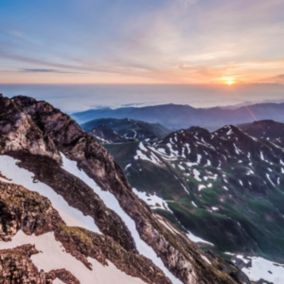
[0,0,284,86]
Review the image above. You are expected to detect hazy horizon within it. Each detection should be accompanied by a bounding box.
[1,83,284,112]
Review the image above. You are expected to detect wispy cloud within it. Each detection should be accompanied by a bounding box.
[261,74,284,84]
[20,68,82,74]
[0,0,284,84]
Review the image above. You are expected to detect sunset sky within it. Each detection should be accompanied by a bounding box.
[1,0,284,85]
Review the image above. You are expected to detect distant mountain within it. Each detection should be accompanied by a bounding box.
[82,118,171,143]
[239,120,284,147]
[0,95,246,284]
[103,120,284,275]
[73,102,284,130]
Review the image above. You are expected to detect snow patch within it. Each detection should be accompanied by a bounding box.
[132,188,172,212]
[266,173,276,187]
[232,254,284,284]
[187,231,214,246]
[198,184,206,191]
[134,143,161,165]
[193,169,202,182]
[233,144,241,155]
[211,207,219,211]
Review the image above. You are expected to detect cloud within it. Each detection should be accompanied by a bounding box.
[20,68,81,74]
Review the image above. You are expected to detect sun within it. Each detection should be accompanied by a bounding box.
[221,76,236,86]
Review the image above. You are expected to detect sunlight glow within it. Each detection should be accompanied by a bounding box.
[222,76,236,86]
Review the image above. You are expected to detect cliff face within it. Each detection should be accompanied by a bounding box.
[0,95,249,284]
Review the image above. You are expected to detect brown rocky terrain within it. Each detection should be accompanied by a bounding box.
[0,181,170,283]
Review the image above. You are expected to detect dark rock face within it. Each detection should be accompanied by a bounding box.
[0,95,248,284]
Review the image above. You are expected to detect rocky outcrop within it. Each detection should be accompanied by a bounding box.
[0,182,61,241]
[46,269,80,284]
[0,244,79,283]
[0,95,60,162]
[0,244,47,283]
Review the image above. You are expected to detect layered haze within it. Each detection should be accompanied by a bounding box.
[1,83,284,112]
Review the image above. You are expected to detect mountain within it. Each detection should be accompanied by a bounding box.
[72,102,284,130]
[0,94,246,284]
[102,121,284,283]
[81,118,170,143]
[239,120,284,147]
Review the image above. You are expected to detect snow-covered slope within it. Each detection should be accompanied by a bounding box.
[61,154,181,284]
[0,155,101,234]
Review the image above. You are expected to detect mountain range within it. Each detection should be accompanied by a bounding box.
[73,102,284,130]
[82,116,284,284]
[0,94,250,284]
